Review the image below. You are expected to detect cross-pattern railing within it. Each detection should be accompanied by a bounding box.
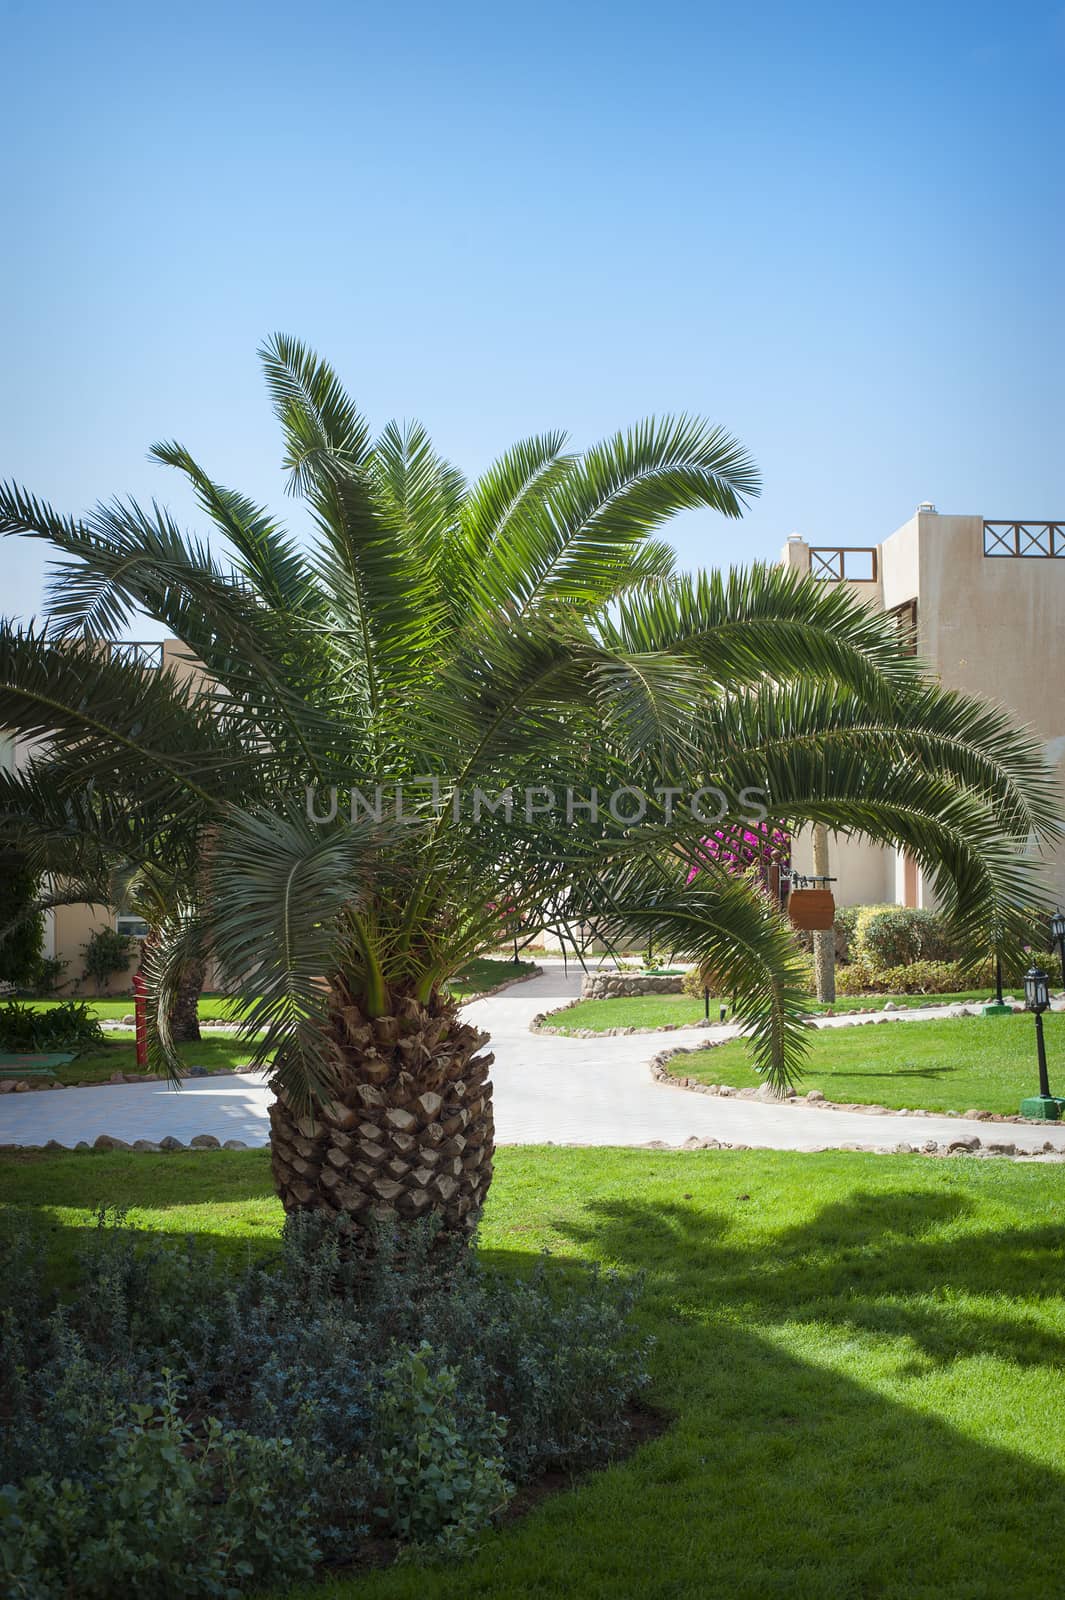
[107,641,164,669]
[809,546,878,582]
[983,522,1065,559]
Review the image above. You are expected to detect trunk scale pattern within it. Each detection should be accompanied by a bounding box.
[269,989,494,1239]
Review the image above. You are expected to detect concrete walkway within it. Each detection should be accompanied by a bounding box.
[2,962,1064,1155]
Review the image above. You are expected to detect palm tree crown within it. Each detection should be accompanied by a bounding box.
[0,336,1058,1230]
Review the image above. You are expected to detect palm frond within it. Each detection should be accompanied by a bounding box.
[456,431,574,578]
[0,624,235,809]
[201,802,404,1110]
[589,852,811,1088]
[483,415,759,616]
[258,332,372,495]
[149,440,316,613]
[601,565,928,707]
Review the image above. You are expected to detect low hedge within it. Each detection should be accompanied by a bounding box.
[834,950,1062,996]
[0,1208,650,1596]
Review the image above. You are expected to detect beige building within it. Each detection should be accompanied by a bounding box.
[784,509,1065,909]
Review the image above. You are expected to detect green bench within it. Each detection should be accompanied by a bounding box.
[0,1052,76,1079]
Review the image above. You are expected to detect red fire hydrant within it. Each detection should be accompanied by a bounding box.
[132,972,148,1070]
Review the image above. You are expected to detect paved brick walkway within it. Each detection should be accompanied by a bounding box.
[2,963,1064,1155]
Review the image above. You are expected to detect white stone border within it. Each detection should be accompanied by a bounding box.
[530,994,1016,1039]
[0,1134,254,1155]
[648,1039,1065,1158]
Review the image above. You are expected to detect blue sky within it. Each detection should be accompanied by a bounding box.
[2,0,1062,631]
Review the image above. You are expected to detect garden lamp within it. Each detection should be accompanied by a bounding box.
[981,950,1011,1017]
[1050,910,1065,989]
[1020,967,1065,1121]
[1025,965,1049,1016]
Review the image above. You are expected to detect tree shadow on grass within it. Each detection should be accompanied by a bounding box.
[421,1190,1065,1600]
[7,1158,1065,1595]
[310,1195,1065,1599]
[554,1187,1065,1370]
[820,1065,957,1082]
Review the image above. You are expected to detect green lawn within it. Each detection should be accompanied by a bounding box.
[26,1035,263,1087]
[545,989,1000,1033]
[18,957,535,1026]
[2,1146,1064,1598]
[20,993,243,1021]
[681,1011,1065,1116]
[446,956,538,999]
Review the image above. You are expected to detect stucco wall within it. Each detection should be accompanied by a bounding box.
[915,514,1065,905]
[790,826,894,906]
[52,902,136,995]
[783,516,1065,910]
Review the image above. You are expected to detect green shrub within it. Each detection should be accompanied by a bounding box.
[834,947,1061,997]
[0,1379,321,1600]
[854,905,962,969]
[834,958,972,996]
[0,1209,650,1592]
[0,854,44,989]
[28,957,68,997]
[375,1343,511,1560]
[80,927,134,993]
[0,999,104,1053]
[682,966,707,999]
[1021,949,1063,988]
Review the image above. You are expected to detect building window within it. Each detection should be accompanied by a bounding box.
[889,598,918,655]
[116,914,151,940]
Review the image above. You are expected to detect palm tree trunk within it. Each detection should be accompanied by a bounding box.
[812,824,836,1004]
[269,986,494,1240]
[169,958,204,1043]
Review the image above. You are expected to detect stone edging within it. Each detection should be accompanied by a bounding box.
[648,1041,1065,1159]
[0,1134,255,1155]
[530,995,1001,1039]
[579,972,685,1000]
[529,993,715,1037]
[0,1065,259,1095]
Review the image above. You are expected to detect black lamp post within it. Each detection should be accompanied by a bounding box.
[1021,967,1064,1120]
[981,941,1011,1016]
[1050,910,1065,992]
[1025,968,1051,1094]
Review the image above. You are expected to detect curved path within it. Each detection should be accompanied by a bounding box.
[2,962,1064,1155]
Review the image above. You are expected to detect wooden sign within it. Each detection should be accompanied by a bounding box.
[788,888,835,931]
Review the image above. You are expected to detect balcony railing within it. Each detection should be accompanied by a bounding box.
[983,522,1065,559]
[809,546,878,583]
[107,641,164,669]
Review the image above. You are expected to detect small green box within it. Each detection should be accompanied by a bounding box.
[1019,1095,1065,1122]
[981,1002,1013,1017]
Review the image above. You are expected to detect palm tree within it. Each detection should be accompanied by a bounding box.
[0,336,1058,1239]
[0,756,207,1037]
